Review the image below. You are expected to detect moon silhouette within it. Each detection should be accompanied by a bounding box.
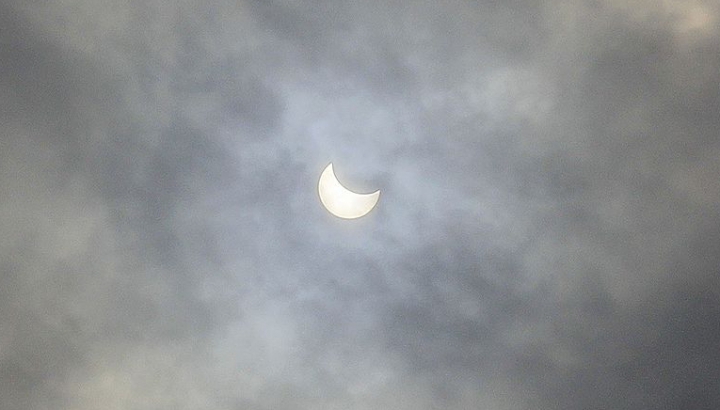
[318,163,380,219]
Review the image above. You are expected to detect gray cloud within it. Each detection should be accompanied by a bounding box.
[2,0,719,408]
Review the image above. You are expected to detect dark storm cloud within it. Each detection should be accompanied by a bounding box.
[2,0,720,409]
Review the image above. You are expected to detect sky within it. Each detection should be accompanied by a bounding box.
[1,0,719,408]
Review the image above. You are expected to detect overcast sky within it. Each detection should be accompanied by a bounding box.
[2,0,720,408]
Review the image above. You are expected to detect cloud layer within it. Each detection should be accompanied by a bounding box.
[2,0,719,408]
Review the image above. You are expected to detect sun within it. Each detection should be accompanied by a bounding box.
[317,163,380,219]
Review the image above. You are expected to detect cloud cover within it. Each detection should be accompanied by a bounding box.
[1,0,719,408]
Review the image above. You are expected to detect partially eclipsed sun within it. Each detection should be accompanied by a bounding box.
[318,163,380,219]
